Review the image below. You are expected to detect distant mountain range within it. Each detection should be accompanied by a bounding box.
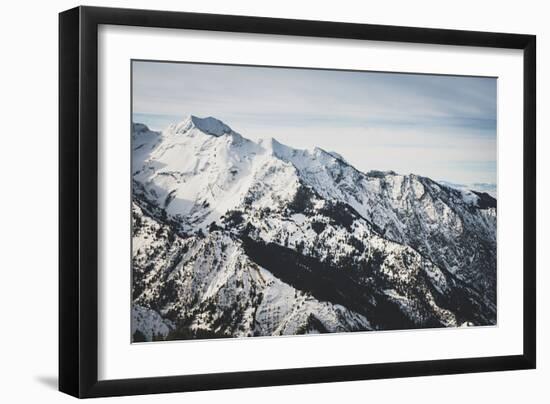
[131,116,497,342]
[438,180,497,198]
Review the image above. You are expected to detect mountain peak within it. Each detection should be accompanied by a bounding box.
[132,122,151,134]
[168,115,236,137]
[267,137,291,153]
[312,147,347,163]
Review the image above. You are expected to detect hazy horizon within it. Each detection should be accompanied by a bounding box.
[132,60,497,186]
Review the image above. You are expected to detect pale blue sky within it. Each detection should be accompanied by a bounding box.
[132,60,497,185]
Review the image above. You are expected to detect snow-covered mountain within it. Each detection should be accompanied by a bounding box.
[131,115,497,341]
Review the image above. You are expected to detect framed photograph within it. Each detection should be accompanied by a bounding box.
[59,6,536,398]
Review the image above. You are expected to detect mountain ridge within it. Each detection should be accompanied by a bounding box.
[131,116,497,341]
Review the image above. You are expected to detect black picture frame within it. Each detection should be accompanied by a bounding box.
[59,5,536,398]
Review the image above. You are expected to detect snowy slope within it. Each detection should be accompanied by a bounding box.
[132,304,175,341]
[267,143,497,302]
[133,116,299,234]
[132,203,372,340]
